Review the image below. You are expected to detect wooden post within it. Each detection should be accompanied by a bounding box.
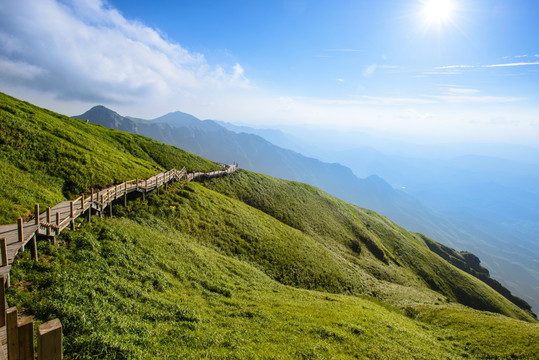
[115,185,118,199]
[124,189,127,207]
[136,178,139,191]
[47,207,51,236]
[35,203,40,225]
[99,195,103,218]
[88,201,91,223]
[53,212,59,244]
[81,193,84,210]
[7,307,19,360]
[18,316,35,360]
[0,275,5,327]
[70,202,75,230]
[18,218,24,243]
[109,201,112,217]
[145,179,147,191]
[1,238,7,266]
[38,318,63,360]
[30,233,38,261]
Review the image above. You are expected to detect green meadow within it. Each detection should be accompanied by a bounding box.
[1,92,538,358]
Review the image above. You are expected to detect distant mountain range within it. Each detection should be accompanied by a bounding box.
[75,106,439,231]
[216,119,539,316]
[75,105,539,312]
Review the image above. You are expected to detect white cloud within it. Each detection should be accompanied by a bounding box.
[435,64,475,69]
[230,63,249,87]
[0,58,45,80]
[424,95,522,104]
[398,108,434,120]
[436,61,539,71]
[363,64,377,78]
[324,49,363,52]
[0,0,247,105]
[358,96,434,105]
[447,88,480,94]
[483,61,539,68]
[489,116,518,125]
[362,64,403,78]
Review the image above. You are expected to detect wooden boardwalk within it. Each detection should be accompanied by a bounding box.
[0,162,238,359]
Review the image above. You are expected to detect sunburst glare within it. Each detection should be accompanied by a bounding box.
[422,0,456,25]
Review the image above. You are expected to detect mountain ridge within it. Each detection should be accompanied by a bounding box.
[176,115,539,314]
[72,104,536,313]
[2,92,538,358]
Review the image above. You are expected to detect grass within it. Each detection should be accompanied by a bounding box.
[8,214,538,359]
[0,91,220,224]
[201,170,535,321]
[2,92,538,358]
[412,304,539,359]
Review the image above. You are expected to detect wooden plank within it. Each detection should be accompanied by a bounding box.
[18,316,34,360]
[70,202,74,231]
[30,234,38,261]
[46,208,51,237]
[99,195,103,218]
[6,307,18,360]
[0,275,5,327]
[0,238,7,267]
[38,319,62,360]
[54,212,59,242]
[17,219,23,243]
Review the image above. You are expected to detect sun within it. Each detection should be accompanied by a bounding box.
[423,0,455,24]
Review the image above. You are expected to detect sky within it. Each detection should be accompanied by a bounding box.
[0,0,538,145]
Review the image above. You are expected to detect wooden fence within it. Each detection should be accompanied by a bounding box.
[0,163,238,359]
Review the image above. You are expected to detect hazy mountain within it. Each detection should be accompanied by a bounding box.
[75,106,439,227]
[218,122,539,314]
[75,106,539,312]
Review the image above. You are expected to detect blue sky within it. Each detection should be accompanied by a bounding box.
[1,0,538,144]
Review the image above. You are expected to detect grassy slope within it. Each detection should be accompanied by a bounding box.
[201,170,535,321]
[0,92,220,224]
[8,189,538,359]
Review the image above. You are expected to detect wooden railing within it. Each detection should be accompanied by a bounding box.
[0,163,238,359]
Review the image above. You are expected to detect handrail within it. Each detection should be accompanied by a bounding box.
[0,162,238,359]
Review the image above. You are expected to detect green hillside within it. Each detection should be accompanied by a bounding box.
[8,182,539,359]
[0,92,220,224]
[201,171,534,318]
[1,92,538,358]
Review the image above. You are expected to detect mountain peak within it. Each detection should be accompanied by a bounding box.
[152,111,224,131]
[74,105,137,132]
